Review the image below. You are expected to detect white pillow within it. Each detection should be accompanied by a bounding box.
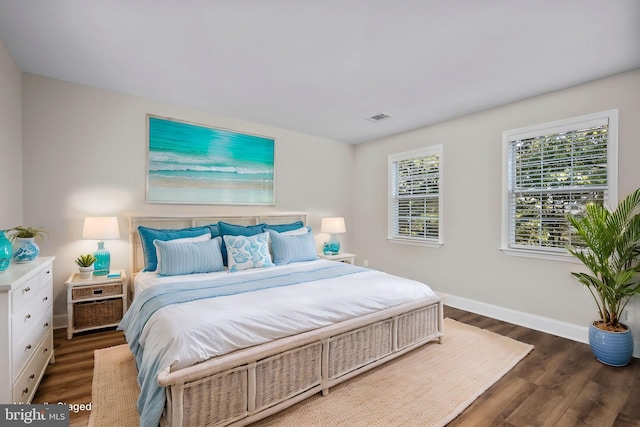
[155,232,211,272]
[281,226,309,236]
[223,232,274,272]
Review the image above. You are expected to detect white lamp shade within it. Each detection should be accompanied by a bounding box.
[82,217,120,240]
[321,217,346,234]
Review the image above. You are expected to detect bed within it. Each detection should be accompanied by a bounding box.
[121,212,444,427]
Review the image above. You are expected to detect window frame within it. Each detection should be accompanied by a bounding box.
[500,110,618,262]
[388,144,443,248]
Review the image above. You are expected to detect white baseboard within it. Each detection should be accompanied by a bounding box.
[53,313,67,330]
[444,294,640,359]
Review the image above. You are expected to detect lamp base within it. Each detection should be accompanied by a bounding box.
[93,241,110,276]
[323,234,341,255]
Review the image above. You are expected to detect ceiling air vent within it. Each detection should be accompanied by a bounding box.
[367,113,391,122]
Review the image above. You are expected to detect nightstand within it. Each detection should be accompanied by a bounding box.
[318,252,356,265]
[65,270,128,339]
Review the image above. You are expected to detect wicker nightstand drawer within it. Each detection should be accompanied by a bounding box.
[72,283,123,301]
[74,299,123,329]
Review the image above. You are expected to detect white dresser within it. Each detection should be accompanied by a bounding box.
[0,257,55,404]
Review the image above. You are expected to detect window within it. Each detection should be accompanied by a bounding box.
[388,145,443,247]
[501,110,618,261]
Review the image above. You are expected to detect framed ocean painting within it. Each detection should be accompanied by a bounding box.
[146,115,275,205]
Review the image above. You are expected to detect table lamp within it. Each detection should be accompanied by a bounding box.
[82,216,120,276]
[321,217,346,255]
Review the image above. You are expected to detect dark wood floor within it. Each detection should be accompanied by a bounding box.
[444,307,640,427]
[32,307,640,427]
[32,327,126,427]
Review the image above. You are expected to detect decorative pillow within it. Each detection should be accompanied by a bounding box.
[208,223,221,239]
[263,221,304,233]
[155,232,212,272]
[154,237,224,276]
[138,225,212,272]
[268,229,319,265]
[281,226,311,235]
[218,222,266,266]
[223,232,274,272]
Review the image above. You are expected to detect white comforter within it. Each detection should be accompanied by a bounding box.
[133,259,436,372]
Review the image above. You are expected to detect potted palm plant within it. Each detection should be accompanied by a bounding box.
[8,226,49,263]
[567,188,640,366]
[75,254,97,279]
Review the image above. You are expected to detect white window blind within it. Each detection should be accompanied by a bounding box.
[502,110,617,259]
[389,145,442,246]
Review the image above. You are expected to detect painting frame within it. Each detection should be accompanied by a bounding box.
[146,115,275,205]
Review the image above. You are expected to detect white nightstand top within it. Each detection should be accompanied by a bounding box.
[65,269,127,288]
[318,253,356,264]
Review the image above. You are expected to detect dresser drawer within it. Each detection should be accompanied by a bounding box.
[13,329,53,404]
[10,270,44,314]
[11,284,51,347]
[12,306,52,376]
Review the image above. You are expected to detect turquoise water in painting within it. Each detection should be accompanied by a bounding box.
[148,117,274,204]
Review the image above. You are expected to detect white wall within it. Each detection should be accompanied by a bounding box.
[12,53,640,351]
[21,74,355,316]
[354,70,640,344]
[0,38,22,228]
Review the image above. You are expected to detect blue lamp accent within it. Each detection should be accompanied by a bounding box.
[83,217,120,276]
[93,241,110,276]
[321,217,346,255]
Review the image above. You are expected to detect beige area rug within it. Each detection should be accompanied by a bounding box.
[88,319,533,427]
[88,344,140,427]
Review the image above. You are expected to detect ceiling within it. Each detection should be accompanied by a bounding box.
[0,1,639,144]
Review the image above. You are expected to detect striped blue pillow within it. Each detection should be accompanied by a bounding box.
[154,237,224,276]
[268,229,319,265]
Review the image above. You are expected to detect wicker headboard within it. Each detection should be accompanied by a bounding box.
[125,212,309,276]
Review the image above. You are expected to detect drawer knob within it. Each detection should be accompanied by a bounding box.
[24,287,31,293]
[25,314,31,319]
[43,296,48,301]
[22,387,28,395]
[26,344,32,350]
[44,347,48,353]
[44,322,49,327]
[29,374,35,380]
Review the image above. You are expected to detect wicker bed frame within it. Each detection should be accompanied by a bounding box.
[126,213,444,427]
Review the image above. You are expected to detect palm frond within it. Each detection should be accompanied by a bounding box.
[567,188,640,328]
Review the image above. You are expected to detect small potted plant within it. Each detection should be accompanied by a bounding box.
[567,187,640,366]
[75,254,97,279]
[8,226,49,263]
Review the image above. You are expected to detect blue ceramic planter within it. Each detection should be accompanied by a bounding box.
[13,237,39,263]
[588,322,634,367]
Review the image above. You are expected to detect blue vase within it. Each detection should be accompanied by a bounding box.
[13,237,39,263]
[93,241,110,276]
[0,231,12,272]
[588,322,634,367]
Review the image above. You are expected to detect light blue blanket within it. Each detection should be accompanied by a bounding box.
[118,263,367,427]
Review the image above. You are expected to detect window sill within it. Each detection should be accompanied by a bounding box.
[388,238,443,248]
[499,247,581,263]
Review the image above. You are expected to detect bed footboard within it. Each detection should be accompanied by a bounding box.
[159,296,444,427]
